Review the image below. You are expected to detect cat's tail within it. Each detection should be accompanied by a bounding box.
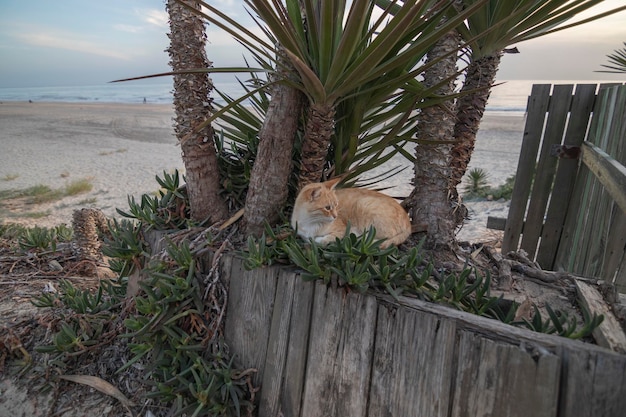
[381,228,412,249]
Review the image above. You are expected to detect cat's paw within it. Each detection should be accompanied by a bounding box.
[314,235,333,245]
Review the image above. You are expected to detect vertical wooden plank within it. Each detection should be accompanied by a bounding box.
[521,85,574,260]
[223,257,279,387]
[600,208,623,281]
[279,277,315,417]
[579,182,610,278]
[554,162,595,272]
[300,282,377,417]
[579,87,622,277]
[588,86,626,280]
[450,332,560,417]
[591,85,626,282]
[537,84,597,268]
[502,84,552,253]
[556,86,608,273]
[575,168,601,276]
[589,352,626,415]
[610,86,626,166]
[592,84,622,150]
[558,348,595,416]
[615,254,626,294]
[587,190,615,278]
[258,271,296,417]
[368,305,456,417]
[559,347,626,417]
[258,274,315,417]
[600,85,626,161]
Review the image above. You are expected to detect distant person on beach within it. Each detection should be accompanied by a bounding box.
[143,97,146,104]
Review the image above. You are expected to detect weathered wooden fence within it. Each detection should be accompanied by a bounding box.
[220,254,626,417]
[497,83,626,292]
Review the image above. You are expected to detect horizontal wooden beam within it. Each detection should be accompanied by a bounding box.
[581,141,626,214]
[486,216,507,231]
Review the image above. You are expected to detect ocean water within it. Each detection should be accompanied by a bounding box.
[0,80,246,106]
[0,79,617,113]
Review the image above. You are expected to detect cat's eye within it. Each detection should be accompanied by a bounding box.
[325,205,332,211]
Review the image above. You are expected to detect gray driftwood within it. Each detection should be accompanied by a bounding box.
[220,255,626,417]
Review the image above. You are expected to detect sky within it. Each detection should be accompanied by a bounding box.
[0,0,625,89]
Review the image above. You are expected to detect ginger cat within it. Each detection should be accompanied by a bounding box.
[291,178,411,248]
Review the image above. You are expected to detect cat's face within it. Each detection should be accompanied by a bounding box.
[299,183,339,223]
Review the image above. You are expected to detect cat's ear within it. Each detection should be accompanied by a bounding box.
[324,177,342,190]
[307,185,323,201]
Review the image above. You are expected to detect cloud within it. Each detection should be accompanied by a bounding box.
[110,9,167,35]
[15,31,131,60]
[139,9,168,28]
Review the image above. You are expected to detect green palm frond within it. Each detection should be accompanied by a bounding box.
[598,42,626,73]
[176,0,490,182]
[457,0,626,58]
[239,0,487,105]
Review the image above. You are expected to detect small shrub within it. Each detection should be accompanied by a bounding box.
[102,219,147,275]
[117,170,190,230]
[77,197,98,205]
[17,224,72,252]
[19,226,58,251]
[19,211,50,219]
[55,224,74,242]
[25,185,63,204]
[64,178,93,196]
[243,225,603,339]
[0,223,26,240]
[122,241,254,416]
[488,175,515,200]
[0,186,45,201]
[463,170,515,201]
[463,168,490,196]
[0,178,93,207]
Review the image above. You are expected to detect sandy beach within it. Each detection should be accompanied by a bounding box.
[0,101,525,242]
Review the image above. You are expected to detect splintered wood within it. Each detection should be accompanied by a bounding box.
[575,279,626,354]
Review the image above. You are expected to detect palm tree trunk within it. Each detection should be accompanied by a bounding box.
[449,51,503,193]
[297,103,336,189]
[404,30,461,246]
[166,0,228,223]
[244,56,304,237]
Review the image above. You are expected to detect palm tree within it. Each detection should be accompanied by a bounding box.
[402,2,463,245]
[190,0,489,237]
[243,50,305,236]
[166,0,228,223]
[599,42,626,73]
[245,0,488,190]
[167,0,625,244]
